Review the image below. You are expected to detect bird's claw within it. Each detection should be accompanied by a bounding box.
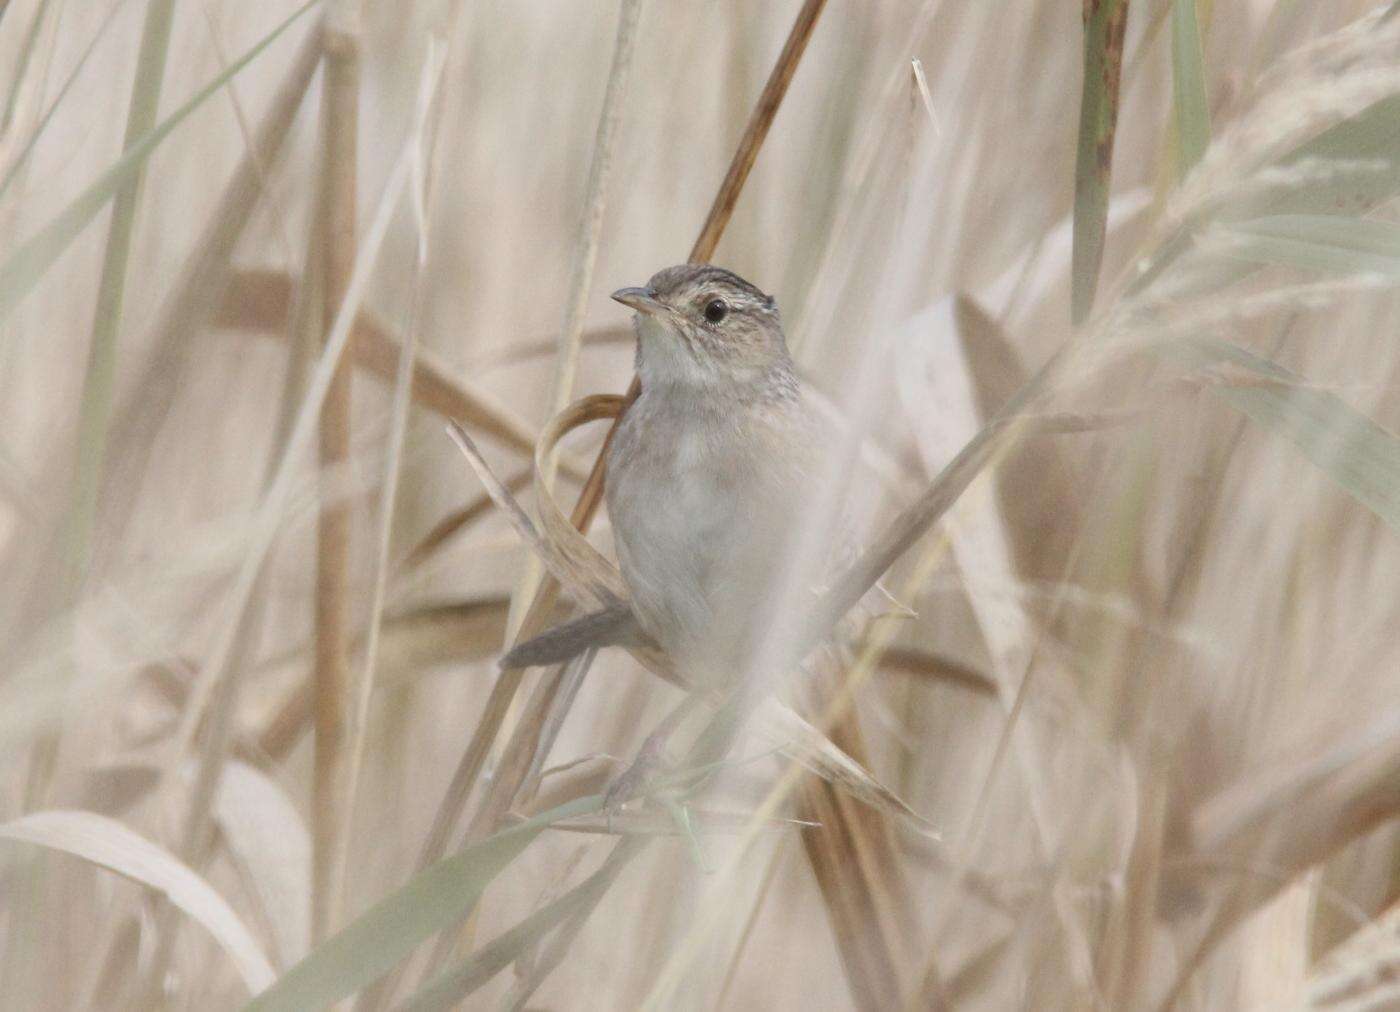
[603,728,674,828]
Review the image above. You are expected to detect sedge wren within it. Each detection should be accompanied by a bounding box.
[505,264,838,693]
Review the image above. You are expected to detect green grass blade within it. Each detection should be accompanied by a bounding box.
[1222,214,1400,277]
[1130,92,1400,298]
[1173,338,1400,532]
[0,0,130,205]
[64,0,175,592]
[0,0,55,135]
[1071,0,1131,324]
[243,795,603,1012]
[1170,0,1210,176]
[0,0,321,329]
[1267,94,1400,216]
[398,839,641,1012]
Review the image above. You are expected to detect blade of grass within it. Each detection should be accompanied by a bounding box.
[338,35,449,937]
[540,0,644,475]
[20,0,172,829]
[1170,0,1210,177]
[1072,0,1131,323]
[1171,338,1400,533]
[65,0,175,601]
[0,0,322,328]
[0,0,55,139]
[1219,213,1400,278]
[13,5,179,993]
[398,839,642,1012]
[214,761,312,968]
[86,26,323,577]
[1130,89,1400,298]
[243,794,604,1012]
[411,648,602,986]
[0,0,128,205]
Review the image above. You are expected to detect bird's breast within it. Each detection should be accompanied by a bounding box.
[605,398,778,673]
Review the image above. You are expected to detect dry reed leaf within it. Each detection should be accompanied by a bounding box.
[1310,895,1400,1009]
[878,644,997,697]
[0,810,276,995]
[446,419,625,608]
[217,268,591,483]
[80,762,162,815]
[753,697,937,833]
[529,395,632,602]
[253,597,512,761]
[399,469,532,572]
[213,760,312,969]
[1191,707,1400,865]
[954,294,1084,583]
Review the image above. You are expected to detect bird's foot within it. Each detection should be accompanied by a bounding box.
[602,696,705,825]
[603,725,674,822]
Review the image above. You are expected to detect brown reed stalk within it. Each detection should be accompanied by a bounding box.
[312,4,361,944]
[795,655,926,1011]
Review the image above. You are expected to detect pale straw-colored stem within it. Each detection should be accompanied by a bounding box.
[311,2,362,944]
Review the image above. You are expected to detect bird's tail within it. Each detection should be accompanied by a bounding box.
[499,604,649,669]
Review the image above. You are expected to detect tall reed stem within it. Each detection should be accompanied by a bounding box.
[313,2,361,944]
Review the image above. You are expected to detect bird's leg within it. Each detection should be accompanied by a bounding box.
[603,672,769,826]
[603,695,700,819]
[633,677,767,804]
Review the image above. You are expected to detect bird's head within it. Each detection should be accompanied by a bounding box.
[611,264,792,391]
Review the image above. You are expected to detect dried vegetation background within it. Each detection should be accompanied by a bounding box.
[3,0,1400,1009]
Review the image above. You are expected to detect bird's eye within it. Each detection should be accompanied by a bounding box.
[703,298,728,324]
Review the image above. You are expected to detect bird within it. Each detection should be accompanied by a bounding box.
[502,263,842,697]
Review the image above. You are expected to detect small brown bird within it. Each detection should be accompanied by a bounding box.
[504,264,837,692]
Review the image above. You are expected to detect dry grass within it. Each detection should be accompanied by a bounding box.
[4,1,1400,1009]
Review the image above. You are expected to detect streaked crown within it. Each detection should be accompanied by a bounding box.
[612,264,792,389]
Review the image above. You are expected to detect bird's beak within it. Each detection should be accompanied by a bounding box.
[611,286,665,317]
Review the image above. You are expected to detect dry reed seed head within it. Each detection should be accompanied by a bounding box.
[614,264,792,387]
[1163,20,1400,231]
